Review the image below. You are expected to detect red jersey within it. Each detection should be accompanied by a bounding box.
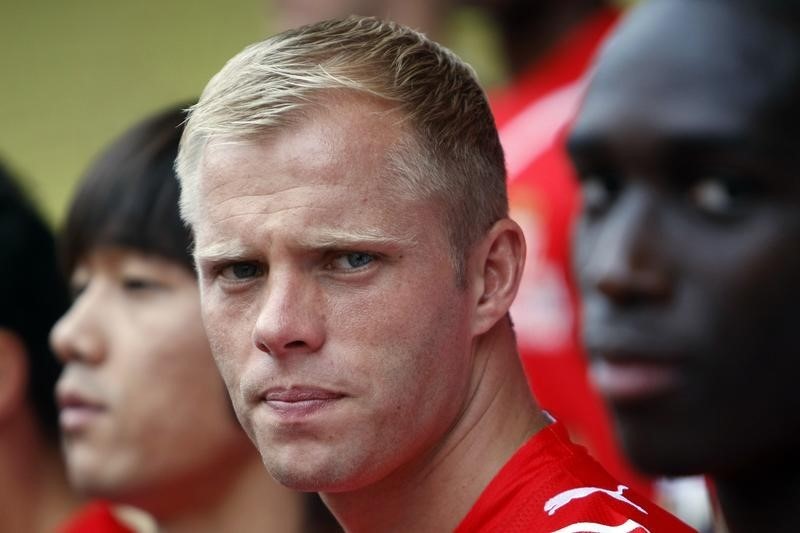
[455,423,695,532]
[58,501,136,533]
[491,8,652,495]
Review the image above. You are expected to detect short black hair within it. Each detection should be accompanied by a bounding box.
[61,103,194,277]
[0,161,69,442]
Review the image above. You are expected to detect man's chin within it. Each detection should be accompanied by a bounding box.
[266,462,346,493]
[262,449,379,494]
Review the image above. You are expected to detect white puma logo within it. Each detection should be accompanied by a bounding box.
[544,484,647,516]
[551,518,651,533]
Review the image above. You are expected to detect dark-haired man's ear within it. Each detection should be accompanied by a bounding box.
[468,218,526,337]
[0,328,29,423]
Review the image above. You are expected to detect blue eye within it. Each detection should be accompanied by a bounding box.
[331,252,375,270]
[347,253,373,268]
[221,262,263,281]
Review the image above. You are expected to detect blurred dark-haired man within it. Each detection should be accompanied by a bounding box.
[0,162,79,532]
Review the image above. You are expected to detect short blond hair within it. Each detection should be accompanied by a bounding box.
[177,16,507,281]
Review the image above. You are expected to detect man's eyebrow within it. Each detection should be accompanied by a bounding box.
[195,240,249,263]
[663,134,748,153]
[296,227,418,249]
[567,130,754,162]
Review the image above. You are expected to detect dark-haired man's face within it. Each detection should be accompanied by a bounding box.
[568,0,800,477]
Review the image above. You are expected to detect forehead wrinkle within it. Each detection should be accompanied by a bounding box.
[209,203,332,225]
[205,180,359,211]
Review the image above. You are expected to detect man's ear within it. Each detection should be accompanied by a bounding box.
[468,218,526,336]
[0,328,29,423]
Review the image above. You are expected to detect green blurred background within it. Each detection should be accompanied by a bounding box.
[0,0,267,224]
[0,1,508,226]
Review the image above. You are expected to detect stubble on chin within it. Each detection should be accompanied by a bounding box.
[255,434,372,494]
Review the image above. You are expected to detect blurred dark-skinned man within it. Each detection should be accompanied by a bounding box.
[569,0,800,530]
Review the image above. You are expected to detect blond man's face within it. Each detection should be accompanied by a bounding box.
[192,98,478,492]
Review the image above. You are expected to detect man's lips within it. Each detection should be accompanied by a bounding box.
[57,391,107,432]
[262,387,345,417]
[588,352,684,404]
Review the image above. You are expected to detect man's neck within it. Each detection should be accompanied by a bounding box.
[715,460,800,533]
[322,324,548,532]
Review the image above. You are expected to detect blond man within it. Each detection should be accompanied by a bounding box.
[177,16,690,532]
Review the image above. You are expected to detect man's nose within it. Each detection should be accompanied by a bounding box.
[49,286,107,366]
[251,270,326,358]
[576,186,672,307]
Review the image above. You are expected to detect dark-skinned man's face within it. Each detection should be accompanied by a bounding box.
[568,0,800,477]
